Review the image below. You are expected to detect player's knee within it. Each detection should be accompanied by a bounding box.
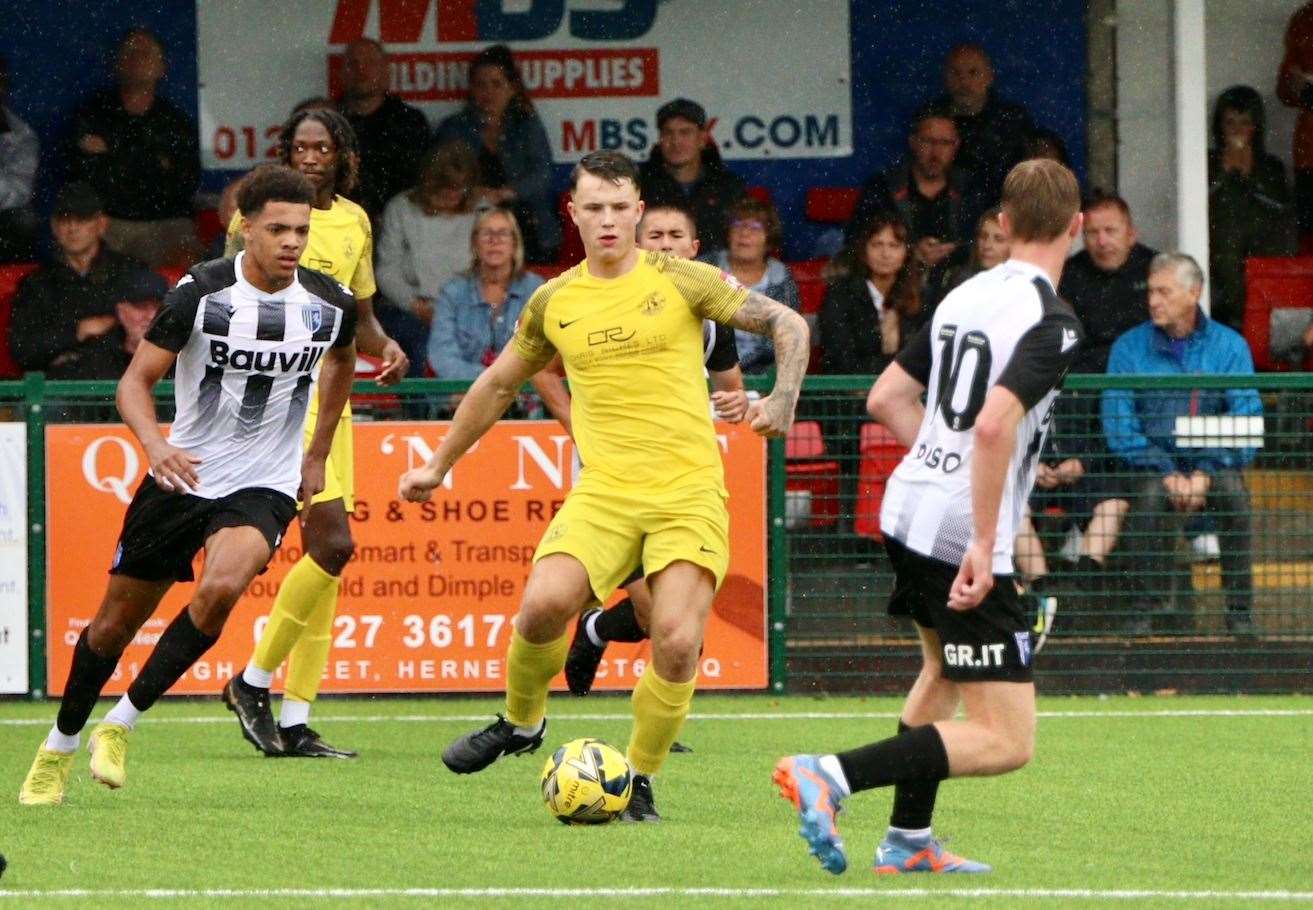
[518,591,579,639]
[995,729,1034,772]
[307,532,354,576]
[86,616,133,656]
[192,577,246,619]
[649,620,702,673]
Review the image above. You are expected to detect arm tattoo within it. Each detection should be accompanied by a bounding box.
[730,289,810,398]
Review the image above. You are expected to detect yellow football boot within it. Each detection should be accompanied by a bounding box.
[88,723,130,789]
[18,745,74,806]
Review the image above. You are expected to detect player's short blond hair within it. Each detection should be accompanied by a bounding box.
[1001,159,1081,243]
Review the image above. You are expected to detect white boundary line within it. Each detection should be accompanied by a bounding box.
[1,887,1311,901]
[0,707,1310,727]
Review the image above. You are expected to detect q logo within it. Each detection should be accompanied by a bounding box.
[82,436,141,504]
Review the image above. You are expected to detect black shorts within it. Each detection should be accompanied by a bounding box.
[110,475,297,583]
[884,537,1033,683]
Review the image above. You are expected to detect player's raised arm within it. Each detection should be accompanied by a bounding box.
[398,345,549,501]
[728,289,810,438]
[117,339,197,493]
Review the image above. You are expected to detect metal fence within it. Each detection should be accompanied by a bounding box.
[7,373,1312,698]
[781,374,1313,695]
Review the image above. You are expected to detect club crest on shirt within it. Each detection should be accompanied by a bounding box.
[302,306,323,334]
[639,292,665,316]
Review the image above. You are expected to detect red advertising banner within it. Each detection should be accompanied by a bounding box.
[46,422,766,695]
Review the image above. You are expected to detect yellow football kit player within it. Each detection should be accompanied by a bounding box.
[512,250,747,602]
[224,196,373,732]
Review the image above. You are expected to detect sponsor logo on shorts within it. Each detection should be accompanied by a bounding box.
[1015,631,1032,667]
[942,642,1007,669]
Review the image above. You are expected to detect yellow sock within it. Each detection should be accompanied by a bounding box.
[283,575,340,703]
[251,555,339,675]
[504,628,569,729]
[627,667,697,776]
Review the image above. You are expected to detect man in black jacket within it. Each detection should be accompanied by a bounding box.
[54,270,166,381]
[847,108,983,270]
[69,28,200,266]
[339,39,431,224]
[638,98,745,255]
[1058,194,1157,374]
[8,183,153,375]
[933,44,1035,205]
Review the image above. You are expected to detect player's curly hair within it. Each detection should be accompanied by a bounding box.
[278,107,360,199]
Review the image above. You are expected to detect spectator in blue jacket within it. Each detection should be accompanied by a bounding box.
[433,45,559,262]
[427,207,543,381]
[1102,252,1262,635]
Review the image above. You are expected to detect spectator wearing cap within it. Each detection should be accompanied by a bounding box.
[434,44,558,262]
[338,38,432,224]
[639,98,746,256]
[54,270,167,379]
[0,55,39,263]
[69,28,201,267]
[9,183,151,375]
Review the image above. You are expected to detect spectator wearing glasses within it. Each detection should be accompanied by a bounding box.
[427,207,543,380]
[848,106,982,273]
[712,196,800,373]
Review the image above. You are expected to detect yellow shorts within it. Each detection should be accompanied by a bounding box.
[534,480,730,604]
[303,400,354,511]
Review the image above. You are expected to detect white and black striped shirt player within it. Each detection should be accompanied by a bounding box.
[144,251,358,500]
[879,259,1083,575]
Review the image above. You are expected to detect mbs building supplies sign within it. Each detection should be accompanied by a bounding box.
[196,0,851,167]
[45,422,766,696]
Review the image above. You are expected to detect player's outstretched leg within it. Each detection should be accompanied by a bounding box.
[442,555,587,773]
[772,755,848,874]
[564,597,646,695]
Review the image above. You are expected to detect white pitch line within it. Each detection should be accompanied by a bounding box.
[1,886,1312,902]
[0,708,1311,727]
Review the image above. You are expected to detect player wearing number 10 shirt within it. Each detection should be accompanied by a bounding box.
[19,166,358,807]
[775,160,1084,876]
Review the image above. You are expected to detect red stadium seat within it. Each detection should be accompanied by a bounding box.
[194,208,223,248]
[854,422,907,540]
[0,263,38,379]
[1242,256,1313,371]
[746,185,773,206]
[785,420,840,528]
[528,264,567,281]
[805,187,860,225]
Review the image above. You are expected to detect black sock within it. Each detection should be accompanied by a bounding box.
[56,629,122,736]
[594,598,647,643]
[836,723,950,794]
[888,720,942,830]
[124,608,218,713]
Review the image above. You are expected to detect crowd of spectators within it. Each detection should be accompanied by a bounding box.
[0,28,1302,634]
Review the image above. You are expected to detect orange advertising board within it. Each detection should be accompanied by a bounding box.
[46,422,766,695]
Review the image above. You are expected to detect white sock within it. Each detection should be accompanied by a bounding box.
[103,695,142,731]
[584,611,605,648]
[45,726,78,753]
[818,754,851,797]
[278,698,310,729]
[889,825,932,841]
[242,663,274,689]
[513,718,545,738]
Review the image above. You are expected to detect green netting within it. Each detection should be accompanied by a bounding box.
[14,373,1313,696]
[781,374,1313,695]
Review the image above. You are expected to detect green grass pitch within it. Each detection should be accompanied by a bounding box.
[0,693,1309,909]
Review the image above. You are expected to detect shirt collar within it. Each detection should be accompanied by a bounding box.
[233,251,301,298]
[1001,258,1056,293]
